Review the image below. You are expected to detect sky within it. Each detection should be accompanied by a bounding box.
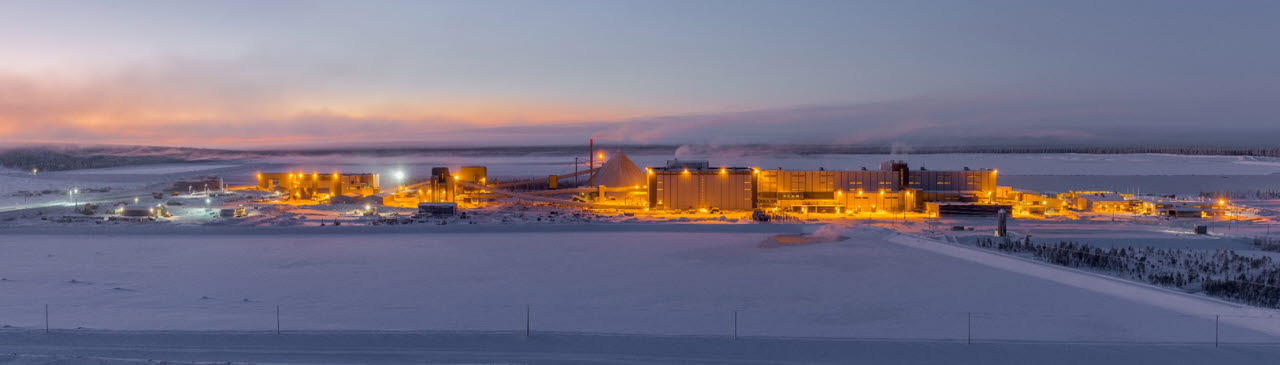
[0,0,1278,149]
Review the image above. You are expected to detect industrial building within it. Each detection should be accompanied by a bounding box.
[256,172,380,200]
[1137,198,1223,218]
[646,160,998,213]
[648,160,755,211]
[1065,191,1134,212]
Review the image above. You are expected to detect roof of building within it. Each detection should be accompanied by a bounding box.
[1080,193,1128,202]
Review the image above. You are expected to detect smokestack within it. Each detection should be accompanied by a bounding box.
[589,139,594,188]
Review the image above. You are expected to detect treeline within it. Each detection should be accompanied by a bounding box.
[1200,191,1280,200]
[1254,236,1280,253]
[700,144,1280,157]
[976,238,1280,308]
[0,145,244,172]
[0,148,186,172]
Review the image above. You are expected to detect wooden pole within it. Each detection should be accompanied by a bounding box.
[45,304,49,333]
[525,305,531,337]
[733,310,738,340]
[1215,315,1219,347]
[967,312,971,344]
[276,305,281,335]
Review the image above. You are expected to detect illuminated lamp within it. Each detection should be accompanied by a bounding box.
[720,168,726,174]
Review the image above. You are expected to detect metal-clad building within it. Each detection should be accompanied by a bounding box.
[257,172,380,200]
[757,170,906,212]
[907,170,998,209]
[648,164,755,211]
[646,160,996,213]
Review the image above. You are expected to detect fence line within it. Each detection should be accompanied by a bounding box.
[15,303,1280,345]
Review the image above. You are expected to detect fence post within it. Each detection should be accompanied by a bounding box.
[525,305,531,337]
[276,305,281,335]
[44,304,49,333]
[733,310,738,340]
[967,312,972,345]
[1215,315,1219,348]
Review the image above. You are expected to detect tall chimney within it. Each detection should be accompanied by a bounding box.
[589,139,594,188]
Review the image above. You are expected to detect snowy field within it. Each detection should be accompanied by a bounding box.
[3,226,1280,363]
[2,227,1277,341]
[5,153,1280,363]
[1001,174,1280,195]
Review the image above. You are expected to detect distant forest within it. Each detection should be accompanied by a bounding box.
[3,143,1280,172]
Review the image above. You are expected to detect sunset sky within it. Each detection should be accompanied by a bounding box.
[1,0,1278,148]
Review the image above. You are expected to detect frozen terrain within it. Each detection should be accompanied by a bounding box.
[4,152,1280,363]
[2,226,1279,363]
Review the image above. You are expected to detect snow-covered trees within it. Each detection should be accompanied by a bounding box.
[974,237,1280,308]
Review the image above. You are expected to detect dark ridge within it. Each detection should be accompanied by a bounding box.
[4,143,1279,172]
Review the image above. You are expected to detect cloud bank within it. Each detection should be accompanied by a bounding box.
[2,59,1277,149]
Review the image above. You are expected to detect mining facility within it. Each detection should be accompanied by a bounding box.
[248,148,1037,218]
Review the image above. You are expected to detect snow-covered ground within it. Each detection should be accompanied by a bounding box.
[2,226,1279,363]
[1,227,1276,342]
[5,153,1280,363]
[3,331,1280,365]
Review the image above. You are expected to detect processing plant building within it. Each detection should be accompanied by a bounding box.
[646,160,997,213]
[256,172,381,200]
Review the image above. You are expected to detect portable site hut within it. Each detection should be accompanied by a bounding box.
[120,204,167,218]
[925,202,1012,217]
[219,207,246,218]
